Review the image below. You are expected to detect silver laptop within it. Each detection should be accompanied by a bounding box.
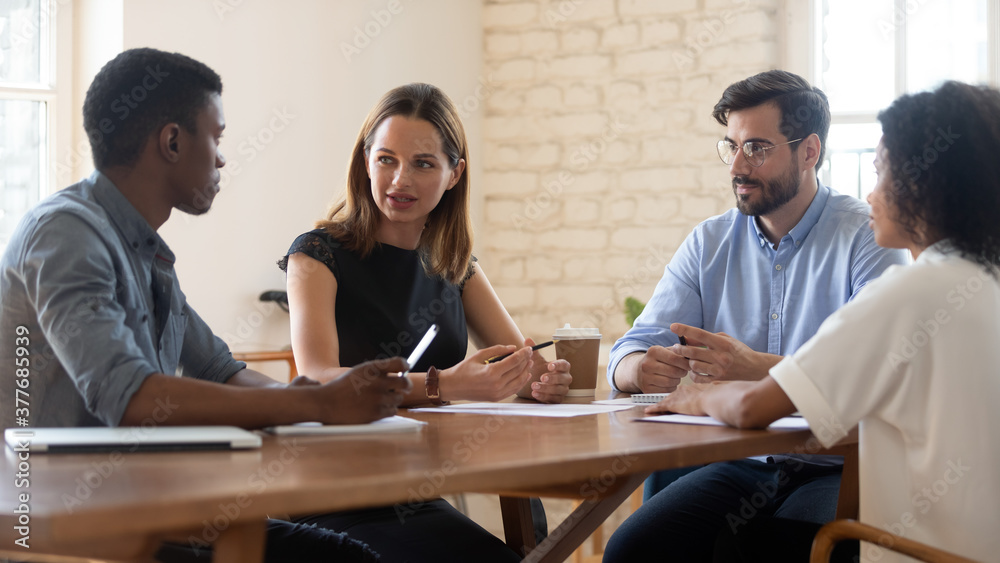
[4,426,262,453]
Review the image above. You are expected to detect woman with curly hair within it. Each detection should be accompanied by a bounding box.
[642,80,1000,562]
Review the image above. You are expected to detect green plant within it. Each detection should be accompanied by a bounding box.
[624,297,646,327]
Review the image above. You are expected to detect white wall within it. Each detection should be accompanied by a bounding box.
[112,0,484,353]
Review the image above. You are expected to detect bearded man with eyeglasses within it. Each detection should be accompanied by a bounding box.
[603,70,909,563]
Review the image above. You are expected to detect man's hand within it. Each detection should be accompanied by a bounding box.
[312,357,412,424]
[518,337,572,403]
[635,345,689,393]
[670,323,782,383]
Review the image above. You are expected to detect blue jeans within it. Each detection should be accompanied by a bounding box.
[604,459,842,563]
[643,465,704,502]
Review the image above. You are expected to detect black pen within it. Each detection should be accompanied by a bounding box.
[484,340,554,364]
[678,335,690,360]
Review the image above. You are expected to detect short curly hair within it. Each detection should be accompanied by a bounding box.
[83,48,222,170]
[878,81,1000,270]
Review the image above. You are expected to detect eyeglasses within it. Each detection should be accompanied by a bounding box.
[717,138,802,167]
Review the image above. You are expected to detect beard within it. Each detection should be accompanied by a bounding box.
[732,159,800,216]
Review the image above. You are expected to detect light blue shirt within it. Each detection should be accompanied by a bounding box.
[609,183,910,389]
[0,171,245,428]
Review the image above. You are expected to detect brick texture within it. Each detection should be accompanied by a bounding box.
[481,0,779,344]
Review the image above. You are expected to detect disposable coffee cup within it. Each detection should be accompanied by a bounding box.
[553,324,601,397]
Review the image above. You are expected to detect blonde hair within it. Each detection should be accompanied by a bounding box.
[318,83,472,284]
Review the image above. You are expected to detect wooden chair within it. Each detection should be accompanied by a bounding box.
[810,520,979,563]
[232,350,297,381]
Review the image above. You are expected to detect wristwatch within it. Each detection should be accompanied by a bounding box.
[425,366,449,405]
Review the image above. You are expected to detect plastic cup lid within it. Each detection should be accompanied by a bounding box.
[553,323,601,338]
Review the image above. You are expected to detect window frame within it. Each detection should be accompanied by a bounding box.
[0,0,73,209]
[783,0,1000,198]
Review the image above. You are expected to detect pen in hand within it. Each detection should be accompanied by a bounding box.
[484,340,555,364]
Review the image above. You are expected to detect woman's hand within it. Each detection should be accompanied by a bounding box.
[439,344,533,402]
[517,337,572,403]
[644,384,709,416]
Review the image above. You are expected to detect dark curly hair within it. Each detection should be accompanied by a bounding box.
[83,48,222,170]
[713,70,831,171]
[878,81,1000,271]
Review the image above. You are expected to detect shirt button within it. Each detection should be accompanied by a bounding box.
[771,313,779,320]
[146,238,155,246]
[775,265,782,271]
[131,241,139,249]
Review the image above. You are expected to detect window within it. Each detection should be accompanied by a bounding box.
[0,0,59,251]
[787,0,998,200]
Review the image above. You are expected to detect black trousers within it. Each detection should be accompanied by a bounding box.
[294,498,521,563]
[713,517,860,563]
[154,518,380,563]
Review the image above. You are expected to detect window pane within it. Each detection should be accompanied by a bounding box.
[907,0,988,92]
[822,122,882,199]
[0,0,43,85]
[819,0,896,113]
[0,99,45,247]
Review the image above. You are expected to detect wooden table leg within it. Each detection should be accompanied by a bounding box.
[500,496,537,555]
[521,472,648,563]
[211,519,266,563]
[834,443,859,520]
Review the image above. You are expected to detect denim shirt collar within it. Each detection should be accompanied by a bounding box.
[89,170,175,265]
[751,181,831,249]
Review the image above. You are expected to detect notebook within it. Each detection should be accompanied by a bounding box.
[4,426,262,453]
[631,393,670,403]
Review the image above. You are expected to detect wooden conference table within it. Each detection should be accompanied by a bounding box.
[0,397,857,563]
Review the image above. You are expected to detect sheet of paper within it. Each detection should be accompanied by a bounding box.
[409,402,636,417]
[266,415,426,435]
[591,397,637,405]
[638,414,810,430]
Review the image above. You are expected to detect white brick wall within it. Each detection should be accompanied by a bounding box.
[480,0,780,345]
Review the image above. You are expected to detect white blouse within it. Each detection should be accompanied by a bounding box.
[771,242,1000,563]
